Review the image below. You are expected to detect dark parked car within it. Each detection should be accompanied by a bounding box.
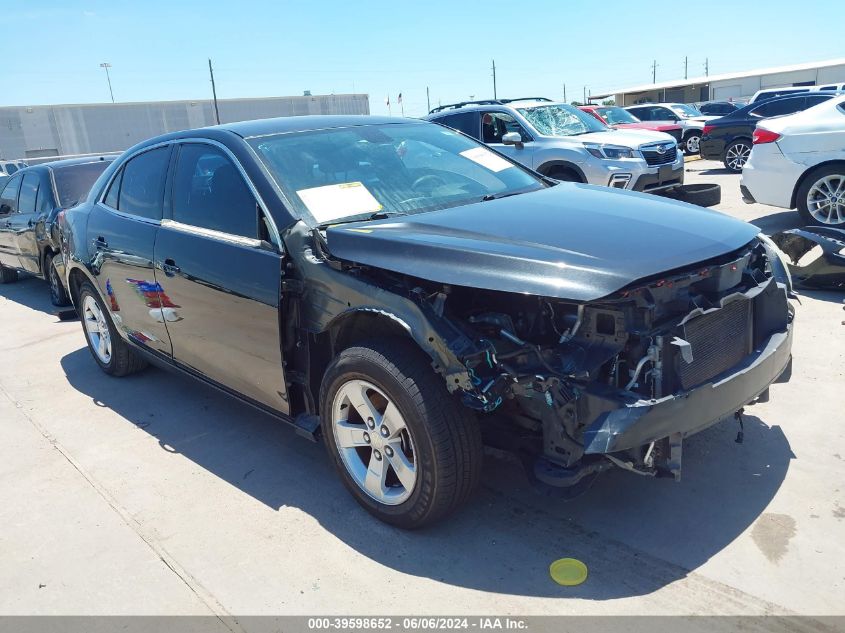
[61,116,793,528]
[697,101,743,116]
[699,93,839,171]
[0,156,114,302]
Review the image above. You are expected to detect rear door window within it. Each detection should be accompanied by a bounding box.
[18,173,40,214]
[36,173,54,213]
[434,112,481,139]
[171,143,258,238]
[115,147,170,220]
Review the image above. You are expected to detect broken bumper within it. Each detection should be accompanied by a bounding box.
[581,322,793,455]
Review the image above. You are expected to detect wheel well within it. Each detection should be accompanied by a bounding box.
[683,129,701,139]
[299,311,415,417]
[67,268,89,308]
[40,246,58,275]
[791,160,845,209]
[537,161,585,182]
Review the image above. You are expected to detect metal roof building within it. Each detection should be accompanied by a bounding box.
[590,58,845,106]
[0,93,369,160]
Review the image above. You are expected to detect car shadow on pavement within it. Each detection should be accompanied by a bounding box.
[749,209,805,235]
[60,347,795,601]
[0,274,65,317]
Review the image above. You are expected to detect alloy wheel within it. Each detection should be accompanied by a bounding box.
[49,261,61,303]
[331,379,417,505]
[82,295,112,364]
[686,135,700,154]
[725,143,751,171]
[807,174,845,225]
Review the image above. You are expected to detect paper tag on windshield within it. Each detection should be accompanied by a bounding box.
[296,182,382,223]
[460,147,513,173]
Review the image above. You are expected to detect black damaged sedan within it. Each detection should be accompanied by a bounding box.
[60,116,794,527]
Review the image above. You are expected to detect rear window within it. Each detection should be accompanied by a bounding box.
[53,161,111,208]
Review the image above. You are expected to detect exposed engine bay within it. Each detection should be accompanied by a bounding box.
[296,225,794,491]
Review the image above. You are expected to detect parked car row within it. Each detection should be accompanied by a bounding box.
[623,102,718,155]
[426,98,685,193]
[700,92,843,171]
[0,114,795,528]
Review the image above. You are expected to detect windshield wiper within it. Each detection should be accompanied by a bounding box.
[317,209,406,228]
[481,191,528,202]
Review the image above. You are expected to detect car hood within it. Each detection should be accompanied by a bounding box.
[324,184,759,302]
[554,128,675,147]
[613,122,680,132]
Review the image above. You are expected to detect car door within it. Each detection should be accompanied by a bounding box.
[153,141,288,414]
[0,174,22,267]
[7,171,42,274]
[479,111,536,169]
[86,145,173,356]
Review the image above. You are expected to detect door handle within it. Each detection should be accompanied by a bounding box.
[161,258,181,277]
[92,236,108,249]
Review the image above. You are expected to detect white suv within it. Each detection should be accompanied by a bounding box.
[426,99,684,194]
[741,95,845,226]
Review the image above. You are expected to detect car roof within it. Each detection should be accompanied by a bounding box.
[33,156,117,171]
[218,115,414,138]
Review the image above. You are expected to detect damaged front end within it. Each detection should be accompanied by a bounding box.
[398,237,794,488]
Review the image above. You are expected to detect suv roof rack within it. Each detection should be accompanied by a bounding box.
[429,96,552,114]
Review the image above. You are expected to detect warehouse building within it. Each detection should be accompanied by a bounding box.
[590,58,845,106]
[0,93,369,160]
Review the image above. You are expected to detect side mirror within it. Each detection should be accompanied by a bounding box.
[501,132,523,147]
[0,203,11,216]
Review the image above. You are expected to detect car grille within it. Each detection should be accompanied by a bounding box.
[678,299,752,390]
[641,143,678,166]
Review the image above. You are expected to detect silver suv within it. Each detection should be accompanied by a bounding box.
[426,99,683,193]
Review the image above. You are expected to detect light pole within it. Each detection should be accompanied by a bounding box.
[99,63,114,103]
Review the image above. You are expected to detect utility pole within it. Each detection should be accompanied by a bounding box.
[684,56,688,80]
[492,59,497,99]
[208,58,221,124]
[563,83,566,102]
[652,59,658,83]
[426,86,431,113]
[704,58,709,77]
[99,63,114,103]
[583,86,587,104]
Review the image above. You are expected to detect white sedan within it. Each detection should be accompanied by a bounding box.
[741,95,845,226]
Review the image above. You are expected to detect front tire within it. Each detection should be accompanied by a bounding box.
[723,140,751,172]
[320,339,482,528]
[683,132,701,155]
[46,253,70,307]
[797,165,845,226]
[78,281,147,377]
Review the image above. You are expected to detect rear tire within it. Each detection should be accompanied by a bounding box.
[46,254,71,307]
[796,165,845,226]
[723,140,752,172]
[0,264,18,284]
[320,339,483,528]
[78,281,147,377]
[683,132,701,155]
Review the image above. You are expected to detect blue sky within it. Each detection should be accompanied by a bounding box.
[4,0,844,117]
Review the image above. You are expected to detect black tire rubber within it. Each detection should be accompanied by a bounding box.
[0,264,18,284]
[77,281,148,377]
[683,132,701,155]
[547,167,582,183]
[723,140,752,173]
[319,338,483,529]
[46,253,71,307]
[796,164,845,226]
[664,183,721,207]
